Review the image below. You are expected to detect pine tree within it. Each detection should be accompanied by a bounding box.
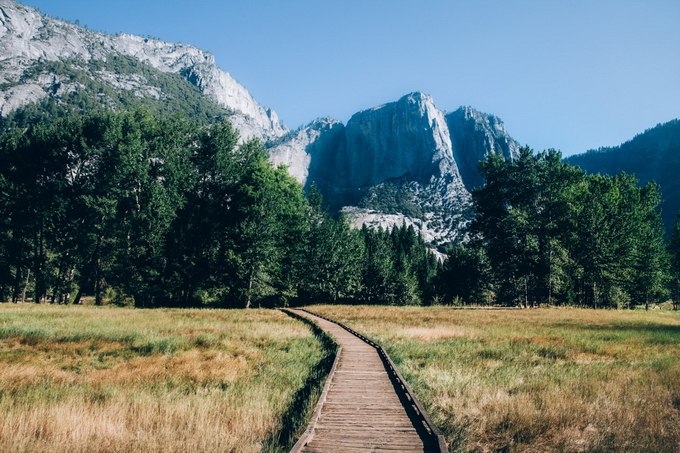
[472,148,567,306]
[228,143,309,308]
[360,227,395,304]
[438,243,491,305]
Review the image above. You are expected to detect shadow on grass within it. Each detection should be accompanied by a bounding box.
[262,310,338,452]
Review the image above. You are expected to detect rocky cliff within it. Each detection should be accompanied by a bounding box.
[269,118,345,188]
[0,0,285,140]
[340,92,460,191]
[269,92,519,246]
[447,106,521,190]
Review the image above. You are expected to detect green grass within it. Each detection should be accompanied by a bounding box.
[310,305,680,452]
[0,304,331,452]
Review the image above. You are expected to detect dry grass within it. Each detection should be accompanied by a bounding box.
[0,304,327,453]
[310,305,680,452]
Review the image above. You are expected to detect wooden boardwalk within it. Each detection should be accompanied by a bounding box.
[287,309,446,453]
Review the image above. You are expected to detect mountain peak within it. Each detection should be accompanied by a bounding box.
[454,106,509,134]
[344,91,458,187]
[401,91,433,104]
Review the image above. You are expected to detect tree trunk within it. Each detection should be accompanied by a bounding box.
[51,259,64,304]
[245,271,254,309]
[34,227,44,304]
[22,268,30,303]
[645,289,649,311]
[72,288,82,305]
[94,271,102,305]
[94,255,103,305]
[12,266,23,303]
[547,246,553,306]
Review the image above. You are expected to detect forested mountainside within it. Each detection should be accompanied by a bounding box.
[3,0,679,252]
[1,1,677,309]
[1,110,672,309]
[566,119,680,233]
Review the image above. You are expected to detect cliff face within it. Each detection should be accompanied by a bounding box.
[270,93,473,202]
[0,0,285,140]
[340,92,460,190]
[269,118,345,187]
[335,93,471,244]
[446,106,521,191]
[270,92,519,245]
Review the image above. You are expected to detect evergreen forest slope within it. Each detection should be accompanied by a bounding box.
[566,120,680,232]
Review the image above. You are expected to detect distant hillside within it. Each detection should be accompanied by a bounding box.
[566,119,680,232]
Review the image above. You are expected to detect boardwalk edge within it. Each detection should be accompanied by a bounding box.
[282,309,343,453]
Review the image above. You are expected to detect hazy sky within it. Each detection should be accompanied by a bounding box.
[20,0,680,155]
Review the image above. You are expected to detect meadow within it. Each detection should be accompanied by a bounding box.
[310,305,680,452]
[0,304,331,453]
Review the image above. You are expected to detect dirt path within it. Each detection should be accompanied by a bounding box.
[288,309,445,453]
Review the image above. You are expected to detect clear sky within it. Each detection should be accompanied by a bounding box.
[19,0,680,155]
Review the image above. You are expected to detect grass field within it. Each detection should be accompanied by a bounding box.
[0,304,331,453]
[310,305,680,452]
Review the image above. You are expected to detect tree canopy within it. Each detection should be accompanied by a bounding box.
[439,148,672,308]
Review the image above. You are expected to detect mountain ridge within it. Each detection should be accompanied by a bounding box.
[5,0,678,244]
[0,0,285,140]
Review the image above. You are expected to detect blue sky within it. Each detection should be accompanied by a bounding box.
[20,0,680,156]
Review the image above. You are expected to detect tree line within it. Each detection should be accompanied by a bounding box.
[441,148,677,308]
[0,110,437,308]
[1,110,678,309]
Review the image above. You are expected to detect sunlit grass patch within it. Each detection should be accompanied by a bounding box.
[310,305,680,452]
[0,304,327,452]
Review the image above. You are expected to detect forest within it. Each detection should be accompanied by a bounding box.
[0,110,678,309]
[447,148,678,308]
[0,110,437,308]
